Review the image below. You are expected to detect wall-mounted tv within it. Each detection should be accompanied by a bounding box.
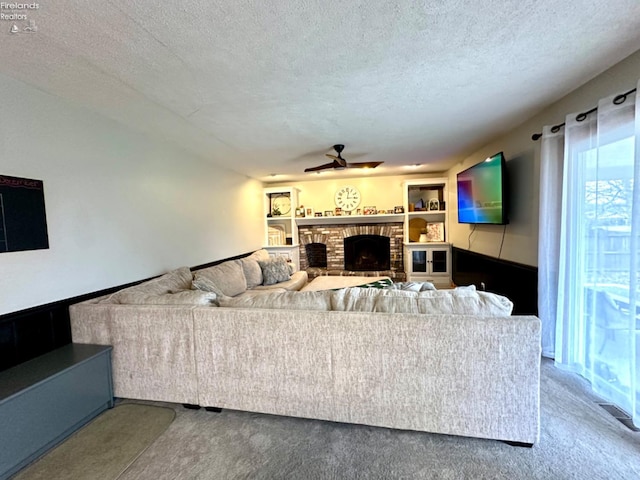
[457,152,508,225]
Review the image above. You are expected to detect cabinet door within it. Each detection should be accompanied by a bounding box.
[412,250,427,273]
[431,250,448,273]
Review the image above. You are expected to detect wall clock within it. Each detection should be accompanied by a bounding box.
[271,193,291,216]
[335,185,361,211]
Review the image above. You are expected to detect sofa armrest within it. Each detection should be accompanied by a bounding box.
[69,302,199,404]
[252,270,308,291]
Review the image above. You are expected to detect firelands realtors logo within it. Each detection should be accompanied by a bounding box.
[1,2,40,34]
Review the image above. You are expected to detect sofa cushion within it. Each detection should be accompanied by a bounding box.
[99,267,193,304]
[218,290,332,311]
[112,289,217,305]
[240,249,271,288]
[415,287,513,315]
[330,288,417,312]
[252,270,308,291]
[250,248,271,262]
[193,260,247,297]
[241,258,263,289]
[258,257,291,285]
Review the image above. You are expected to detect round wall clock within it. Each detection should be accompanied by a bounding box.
[271,194,291,215]
[334,185,361,211]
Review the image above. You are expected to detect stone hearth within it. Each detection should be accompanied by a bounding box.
[298,223,406,281]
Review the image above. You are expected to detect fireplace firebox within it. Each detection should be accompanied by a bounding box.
[305,242,327,268]
[344,235,390,271]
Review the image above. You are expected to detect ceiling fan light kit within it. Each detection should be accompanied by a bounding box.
[304,144,383,173]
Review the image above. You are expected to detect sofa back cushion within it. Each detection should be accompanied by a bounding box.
[193,260,247,297]
[218,290,332,311]
[241,249,271,288]
[113,290,217,305]
[328,286,513,316]
[414,288,513,315]
[99,267,193,304]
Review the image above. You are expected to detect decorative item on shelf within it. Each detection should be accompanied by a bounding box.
[408,217,427,242]
[324,210,334,216]
[426,222,445,242]
[334,185,361,211]
[419,229,428,243]
[268,225,286,245]
[394,206,404,214]
[363,206,377,215]
[429,199,440,211]
[408,203,415,212]
[414,199,426,211]
[356,208,362,215]
[344,210,352,216]
[314,212,323,217]
[295,206,305,218]
[285,235,293,245]
[305,207,314,217]
[386,209,394,214]
[440,201,446,211]
[335,207,342,216]
[270,193,291,217]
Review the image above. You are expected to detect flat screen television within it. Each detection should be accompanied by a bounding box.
[457,152,508,225]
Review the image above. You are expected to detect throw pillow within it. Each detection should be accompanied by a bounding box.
[258,257,291,286]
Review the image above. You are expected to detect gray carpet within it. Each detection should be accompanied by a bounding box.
[113,359,640,480]
[14,404,175,480]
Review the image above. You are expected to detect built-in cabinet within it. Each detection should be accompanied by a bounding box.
[263,187,300,269]
[262,179,451,284]
[0,344,114,480]
[403,178,451,286]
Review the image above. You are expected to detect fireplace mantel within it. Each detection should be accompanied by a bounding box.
[295,213,404,226]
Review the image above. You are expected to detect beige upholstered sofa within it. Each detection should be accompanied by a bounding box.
[70,253,542,445]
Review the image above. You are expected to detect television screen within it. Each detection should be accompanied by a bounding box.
[457,152,508,225]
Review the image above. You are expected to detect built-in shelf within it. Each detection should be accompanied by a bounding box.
[403,241,448,247]
[295,214,404,226]
[406,210,447,216]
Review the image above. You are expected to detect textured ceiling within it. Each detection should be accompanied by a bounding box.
[2,1,640,182]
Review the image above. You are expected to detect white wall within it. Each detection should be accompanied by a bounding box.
[270,172,445,214]
[0,74,263,315]
[447,49,640,267]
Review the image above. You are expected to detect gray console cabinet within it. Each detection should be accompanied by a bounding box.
[0,344,113,480]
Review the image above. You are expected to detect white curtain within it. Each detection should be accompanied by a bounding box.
[538,125,565,358]
[541,80,639,426]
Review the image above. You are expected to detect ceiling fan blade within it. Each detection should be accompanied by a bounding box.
[346,161,384,169]
[304,161,339,172]
[325,153,339,160]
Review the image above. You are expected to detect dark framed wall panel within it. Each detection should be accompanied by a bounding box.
[452,247,538,315]
[0,250,254,372]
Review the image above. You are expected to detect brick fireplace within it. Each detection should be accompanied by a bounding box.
[298,223,406,280]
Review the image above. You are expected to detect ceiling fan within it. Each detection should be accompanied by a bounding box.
[304,144,383,172]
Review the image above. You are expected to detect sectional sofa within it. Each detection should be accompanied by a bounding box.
[70,250,542,445]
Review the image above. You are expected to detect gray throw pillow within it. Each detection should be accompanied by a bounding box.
[258,257,291,286]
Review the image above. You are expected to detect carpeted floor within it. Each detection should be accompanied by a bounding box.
[13,404,175,480]
[114,359,640,480]
[14,359,640,479]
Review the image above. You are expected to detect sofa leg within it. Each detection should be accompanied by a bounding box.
[502,440,533,448]
[182,403,202,410]
[205,406,222,413]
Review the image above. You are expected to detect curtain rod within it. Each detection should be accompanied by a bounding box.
[531,87,637,141]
